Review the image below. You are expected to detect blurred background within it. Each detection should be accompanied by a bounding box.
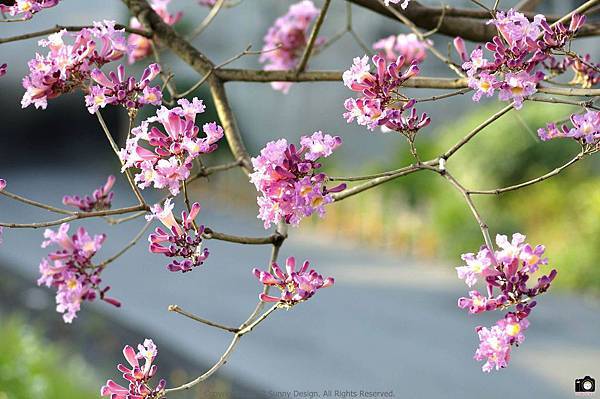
[1,0,599,398]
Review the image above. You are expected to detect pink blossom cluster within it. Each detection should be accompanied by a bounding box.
[0,63,6,78]
[373,33,430,65]
[343,55,429,134]
[454,10,587,109]
[63,175,116,212]
[253,256,334,307]
[0,0,60,20]
[85,63,162,114]
[101,339,166,399]
[119,97,224,195]
[537,109,599,144]
[456,233,557,372]
[383,0,410,8]
[128,0,182,64]
[21,21,128,109]
[146,199,209,273]
[38,223,120,323]
[250,131,345,229]
[260,0,324,93]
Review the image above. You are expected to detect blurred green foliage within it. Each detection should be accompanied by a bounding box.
[151,66,596,294]
[0,314,99,399]
[381,101,599,292]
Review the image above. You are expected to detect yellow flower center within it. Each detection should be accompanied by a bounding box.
[506,323,521,337]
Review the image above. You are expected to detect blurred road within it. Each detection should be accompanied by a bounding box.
[1,168,599,399]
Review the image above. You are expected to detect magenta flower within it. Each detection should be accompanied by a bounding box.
[489,9,545,50]
[85,63,162,113]
[342,54,428,134]
[0,0,61,20]
[0,178,6,190]
[119,97,223,195]
[373,34,430,66]
[21,21,127,109]
[456,233,556,372]
[250,132,344,229]
[252,256,334,307]
[498,71,541,109]
[568,110,600,143]
[63,175,115,212]
[127,0,182,64]
[38,223,119,323]
[537,110,599,144]
[458,290,497,314]
[456,247,495,287]
[474,314,529,372]
[146,199,208,273]
[0,63,6,78]
[259,0,324,93]
[468,72,498,101]
[101,339,166,399]
[455,10,587,109]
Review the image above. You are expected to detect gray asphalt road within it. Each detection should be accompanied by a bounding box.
[1,168,599,399]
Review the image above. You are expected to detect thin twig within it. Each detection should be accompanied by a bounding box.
[168,305,239,333]
[0,190,75,215]
[296,0,332,74]
[96,221,152,267]
[468,150,586,195]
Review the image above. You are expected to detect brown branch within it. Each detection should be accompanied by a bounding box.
[345,0,600,42]
[202,227,284,245]
[122,0,253,174]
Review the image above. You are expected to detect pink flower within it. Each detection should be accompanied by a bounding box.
[468,72,498,101]
[458,290,497,314]
[85,63,162,113]
[489,9,545,50]
[146,199,209,272]
[127,0,182,64]
[372,34,430,65]
[63,175,115,212]
[250,132,345,229]
[498,71,541,109]
[457,233,557,372]
[474,314,529,372]
[456,247,495,287]
[537,110,599,145]
[259,0,324,93]
[252,256,334,307]
[38,223,119,323]
[119,97,223,195]
[101,339,166,399]
[21,21,127,109]
[0,0,60,20]
[0,178,6,190]
[567,110,599,143]
[0,63,6,78]
[343,54,427,133]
